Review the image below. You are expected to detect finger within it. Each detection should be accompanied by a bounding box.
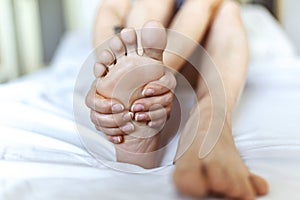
[95,122,135,136]
[135,106,171,122]
[147,118,168,129]
[90,110,133,128]
[106,135,124,144]
[142,70,177,97]
[86,87,125,114]
[131,92,173,112]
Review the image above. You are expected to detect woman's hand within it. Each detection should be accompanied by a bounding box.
[86,81,133,144]
[131,70,176,126]
[86,70,177,144]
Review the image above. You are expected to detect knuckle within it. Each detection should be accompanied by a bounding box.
[94,113,104,127]
[111,114,122,125]
[98,115,109,127]
[85,91,94,108]
[165,93,173,104]
[166,105,172,113]
[154,82,164,91]
[146,98,154,107]
[90,111,98,124]
[96,99,110,112]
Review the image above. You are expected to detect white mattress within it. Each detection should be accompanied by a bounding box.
[1,5,300,200]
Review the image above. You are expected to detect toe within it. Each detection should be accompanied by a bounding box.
[109,36,126,59]
[173,166,208,197]
[120,28,138,55]
[227,173,248,199]
[98,49,115,68]
[141,20,167,61]
[250,173,269,196]
[240,174,256,200]
[94,63,107,77]
[206,163,230,194]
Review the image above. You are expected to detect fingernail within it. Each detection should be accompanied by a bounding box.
[131,104,145,112]
[112,104,124,113]
[112,136,122,144]
[123,112,133,121]
[148,121,153,127]
[142,89,155,96]
[121,123,134,133]
[135,113,147,121]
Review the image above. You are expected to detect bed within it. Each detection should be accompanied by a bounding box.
[1,4,300,200]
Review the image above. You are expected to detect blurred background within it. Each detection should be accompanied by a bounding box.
[0,0,299,83]
[0,0,100,83]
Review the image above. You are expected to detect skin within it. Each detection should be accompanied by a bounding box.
[90,21,169,168]
[87,0,269,199]
[91,0,176,144]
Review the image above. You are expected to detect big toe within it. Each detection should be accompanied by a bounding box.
[250,173,269,196]
[141,21,167,61]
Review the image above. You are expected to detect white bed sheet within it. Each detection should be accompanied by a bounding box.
[1,6,300,200]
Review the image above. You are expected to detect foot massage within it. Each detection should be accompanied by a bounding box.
[1,0,300,199]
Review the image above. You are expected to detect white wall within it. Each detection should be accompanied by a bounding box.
[63,0,101,32]
[0,0,18,82]
[0,0,43,83]
[14,0,43,74]
[280,0,300,54]
[0,0,101,83]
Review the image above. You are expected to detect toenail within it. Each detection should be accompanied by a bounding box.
[112,104,124,113]
[121,123,134,133]
[135,113,147,121]
[131,104,145,112]
[123,112,133,121]
[142,89,155,96]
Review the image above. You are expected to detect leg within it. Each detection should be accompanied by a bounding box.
[95,21,169,168]
[173,1,268,199]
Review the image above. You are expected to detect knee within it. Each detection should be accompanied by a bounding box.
[218,0,241,18]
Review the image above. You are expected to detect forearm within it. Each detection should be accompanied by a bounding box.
[93,0,131,46]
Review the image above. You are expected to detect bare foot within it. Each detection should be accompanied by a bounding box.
[174,117,268,199]
[95,21,168,168]
[173,1,268,199]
